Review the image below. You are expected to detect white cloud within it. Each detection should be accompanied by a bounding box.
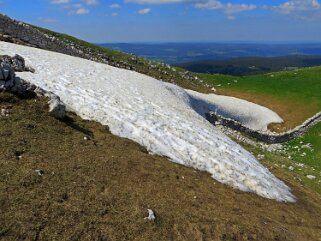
[126,0,189,3]
[195,0,256,14]
[126,0,256,18]
[137,8,151,14]
[83,0,99,5]
[110,3,121,8]
[51,0,71,4]
[268,0,320,14]
[74,7,89,14]
[111,12,119,16]
[68,4,90,14]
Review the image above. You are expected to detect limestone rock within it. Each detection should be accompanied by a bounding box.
[48,95,66,119]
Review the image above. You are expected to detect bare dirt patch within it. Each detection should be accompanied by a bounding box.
[1,92,321,241]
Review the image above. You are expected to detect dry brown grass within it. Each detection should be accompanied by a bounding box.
[1,92,321,241]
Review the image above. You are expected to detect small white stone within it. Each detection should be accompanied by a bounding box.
[288,166,294,171]
[306,175,316,180]
[35,169,44,176]
[144,209,156,221]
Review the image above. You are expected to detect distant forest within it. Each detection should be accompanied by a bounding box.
[177,55,321,76]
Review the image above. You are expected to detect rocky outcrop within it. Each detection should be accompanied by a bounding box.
[0,53,65,118]
[0,13,140,69]
[1,54,34,72]
[0,57,15,90]
[0,54,36,91]
[207,112,321,144]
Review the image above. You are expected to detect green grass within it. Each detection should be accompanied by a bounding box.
[197,67,321,130]
[199,67,321,178]
[198,66,321,107]
[234,127,321,194]
[285,122,321,172]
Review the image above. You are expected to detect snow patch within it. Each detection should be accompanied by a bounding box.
[187,90,283,131]
[0,41,295,202]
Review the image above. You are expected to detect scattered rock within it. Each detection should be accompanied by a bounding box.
[35,169,44,176]
[144,209,156,221]
[296,163,305,168]
[48,95,66,119]
[0,108,9,117]
[306,175,316,180]
[301,143,313,150]
[257,154,265,160]
[300,152,307,157]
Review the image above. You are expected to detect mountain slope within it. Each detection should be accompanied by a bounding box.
[1,41,294,201]
[198,67,321,132]
[1,91,321,241]
[0,13,205,92]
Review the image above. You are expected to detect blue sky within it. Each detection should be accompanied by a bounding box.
[1,0,321,43]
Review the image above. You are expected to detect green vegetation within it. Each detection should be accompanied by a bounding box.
[285,122,321,172]
[198,66,321,180]
[198,67,321,130]
[199,66,321,105]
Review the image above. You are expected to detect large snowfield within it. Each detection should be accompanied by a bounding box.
[0,41,295,202]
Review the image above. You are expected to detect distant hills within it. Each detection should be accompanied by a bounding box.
[177,55,321,76]
[99,42,321,64]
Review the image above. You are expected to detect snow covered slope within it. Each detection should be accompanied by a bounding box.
[0,41,295,202]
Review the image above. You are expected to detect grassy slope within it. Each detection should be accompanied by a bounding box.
[1,92,321,241]
[198,68,321,176]
[285,122,321,172]
[198,66,321,131]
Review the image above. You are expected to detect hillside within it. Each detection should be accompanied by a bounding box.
[178,55,321,76]
[199,69,321,181]
[198,67,321,132]
[1,91,321,240]
[1,14,321,241]
[0,14,205,92]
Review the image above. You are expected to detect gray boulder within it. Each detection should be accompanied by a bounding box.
[48,95,66,119]
[0,62,15,90]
